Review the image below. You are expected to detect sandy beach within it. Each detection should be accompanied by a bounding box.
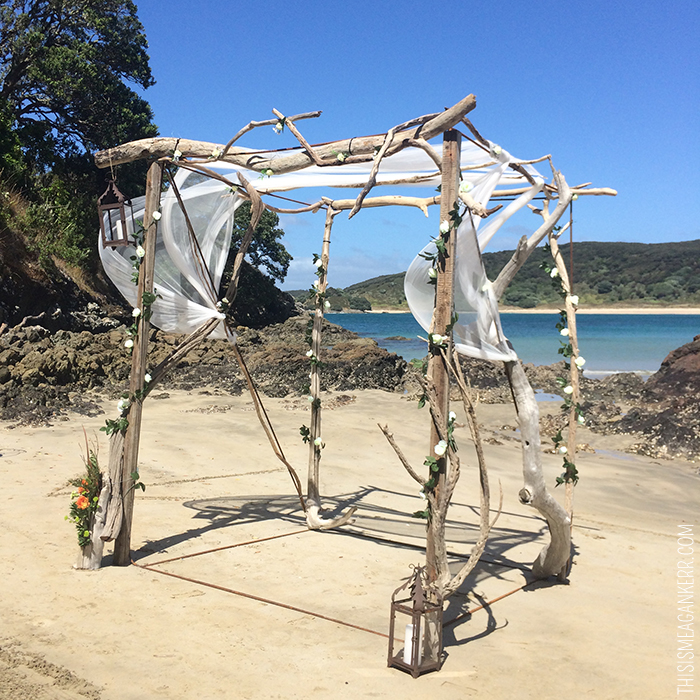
[1,387,698,699]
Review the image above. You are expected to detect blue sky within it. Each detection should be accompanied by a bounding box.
[135,0,699,289]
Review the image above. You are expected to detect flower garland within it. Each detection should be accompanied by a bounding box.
[299,253,327,449]
[101,212,159,437]
[413,201,465,518]
[541,245,585,487]
[414,411,458,519]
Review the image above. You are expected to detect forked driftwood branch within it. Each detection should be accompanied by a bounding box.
[379,349,501,600]
[486,167,575,578]
[220,110,322,159]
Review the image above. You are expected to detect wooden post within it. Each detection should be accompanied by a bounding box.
[307,207,337,504]
[425,130,461,583]
[113,161,164,566]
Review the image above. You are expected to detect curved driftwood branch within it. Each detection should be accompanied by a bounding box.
[504,360,571,578]
[492,168,572,300]
[94,94,476,171]
[220,110,322,158]
[272,108,325,167]
[378,424,426,486]
[263,201,325,215]
[224,172,264,304]
[231,344,306,512]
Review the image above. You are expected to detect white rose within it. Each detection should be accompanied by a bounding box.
[117,398,130,413]
[306,349,313,357]
[428,267,437,279]
[173,149,182,159]
[448,411,457,422]
[307,395,314,403]
[434,440,448,457]
[152,211,162,221]
[324,300,331,309]
[132,308,141,318]
[560,328,570,337]
[559,446,568,454]
[569,294,579,306]
[136,245,146,258]
[124,339,134,349]
[314,437,322,447]
[575,356,586,368]
[314,259,323,268]
[550,268,559,278]
[563,385,574,395]
[337,152,346,162]
[577,414,586,424]
[144,373,152,383]
[439,220,450,234]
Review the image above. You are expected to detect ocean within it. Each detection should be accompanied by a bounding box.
[326,312,699,376]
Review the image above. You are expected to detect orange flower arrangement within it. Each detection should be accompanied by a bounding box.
[67,447,103,548]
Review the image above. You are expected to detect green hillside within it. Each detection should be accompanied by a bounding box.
[293,240,700,311]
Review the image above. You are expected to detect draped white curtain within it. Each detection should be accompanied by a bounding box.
[99,139,545,358]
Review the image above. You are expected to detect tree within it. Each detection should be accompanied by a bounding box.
[228,200,292,283]
[0,0,156,167]
[0,0,158,273]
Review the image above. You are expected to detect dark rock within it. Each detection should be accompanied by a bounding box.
[644,334,700,401]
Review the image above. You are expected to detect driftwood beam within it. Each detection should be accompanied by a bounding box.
[321,194,438,216]
[94,94,476,170]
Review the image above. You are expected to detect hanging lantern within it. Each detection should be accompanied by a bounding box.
[387,564,444,678]
[98,179,133,248]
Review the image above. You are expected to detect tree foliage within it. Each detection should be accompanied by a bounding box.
[0,0,156,167]
[0,0,157,273]
[227,200,292,283]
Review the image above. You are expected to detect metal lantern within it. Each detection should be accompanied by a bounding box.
[388,565,444,678]
[98,179,133,248]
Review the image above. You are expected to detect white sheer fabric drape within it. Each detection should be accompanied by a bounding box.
[99,139,545,358]
[99,167,243,339]
[404,145,543,362]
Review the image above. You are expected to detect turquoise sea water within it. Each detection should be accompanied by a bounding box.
[326,312,699,375]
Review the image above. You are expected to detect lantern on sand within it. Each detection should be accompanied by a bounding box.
[387,564,444,678]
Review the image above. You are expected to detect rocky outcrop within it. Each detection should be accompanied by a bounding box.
[2,313,700,460]
[0,313,407,423]
[611,335,700,459]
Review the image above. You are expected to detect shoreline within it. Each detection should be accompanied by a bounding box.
[361,306,700,315]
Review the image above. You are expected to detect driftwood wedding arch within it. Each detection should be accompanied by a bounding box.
[87,94,615,604]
